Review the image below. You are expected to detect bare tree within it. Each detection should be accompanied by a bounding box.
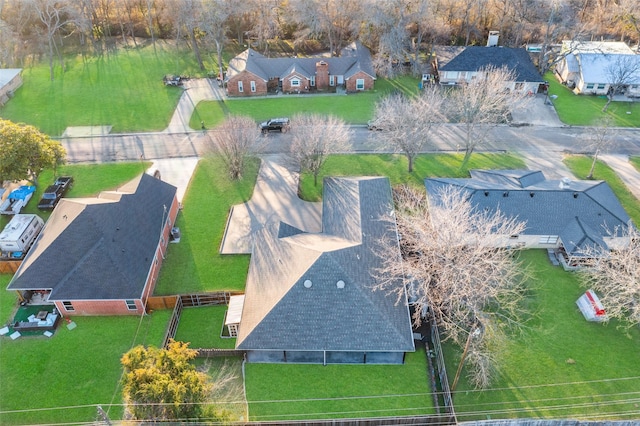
[444,65,530,169]
[289,114,352,186]
[370,88,444,172]
[375,185,528,389]
[602,55,640,112]
[585,118,616,179]
[201,0,230,79]
[30,0,79,80]
[206,116,261,180]
[578,226,640,329]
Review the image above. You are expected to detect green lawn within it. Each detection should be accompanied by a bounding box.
[299,153,526,201]
[245,348,434,421]
[153,156,259,295]
[545,72,639,127]
[0,282,171,424]
[448,250,640,421]
[0,162,173,424]
[189,76,421,129]
[563,155,640,225]
[174,305,237,349]
[0,43,204,136]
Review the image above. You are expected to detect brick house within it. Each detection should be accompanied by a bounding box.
[234,177,415,364]
[6,174,179,316]
[226,41,376,96]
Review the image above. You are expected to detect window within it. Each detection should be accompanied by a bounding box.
[514,82,524,90]
[329,75,335,86]
[310,76,316,87]
[125,300,137,310]
[62,301,74,311]
[586,83,594,90]
[291,78,300,87]
[539,235,558,244]
[250,81,256,92]
[596,83,606,90]
[356,79,365,90]
[238,81,243,92]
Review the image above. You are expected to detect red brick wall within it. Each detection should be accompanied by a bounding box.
[54,299,143,316]
[345,72,375,91]
[227,71,268,96]
[282,73,310,94]
[316,61,329,90]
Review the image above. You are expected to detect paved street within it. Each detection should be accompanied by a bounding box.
[53,79,640,255]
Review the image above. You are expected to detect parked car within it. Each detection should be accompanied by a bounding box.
[259,117,290,133]
[37,176,73,210]
[367,119,384,131]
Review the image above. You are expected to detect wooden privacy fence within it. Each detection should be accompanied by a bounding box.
[0,260,21,274]
[146,295,178,311]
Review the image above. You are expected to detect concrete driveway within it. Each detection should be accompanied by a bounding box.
[220,154,322,254]
[145,157,199,203]
[510,94,564,127]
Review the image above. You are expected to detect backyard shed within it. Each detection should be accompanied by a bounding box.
[0,69,22,106]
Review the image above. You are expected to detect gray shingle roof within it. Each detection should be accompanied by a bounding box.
[237,177,414,352]
[560,217,609,257]
[440,46,543,82]
[424,170,632,251]
[7,174,177,300]
[227,41,376,82]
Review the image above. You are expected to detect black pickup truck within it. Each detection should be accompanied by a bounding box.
[37,176,73,210]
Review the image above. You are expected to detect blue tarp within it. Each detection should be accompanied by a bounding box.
[8,185,35,201]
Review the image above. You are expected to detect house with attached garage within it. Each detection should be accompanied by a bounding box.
[555,41,640,97]
[232,176,415,364]
[225,41,376,96]
[437,46,545,94]
[424,170,633,269]
[6,173,179,316]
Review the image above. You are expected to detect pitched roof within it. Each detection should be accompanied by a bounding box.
[576,53,640,84]
[226,41,376,82]
[7,174,177,300]
[439,46,543,82]
[424,170,632,250]
[562,40,635,55]
[559,217,609,257]
[0,69,21,89]
[237,177,414,352]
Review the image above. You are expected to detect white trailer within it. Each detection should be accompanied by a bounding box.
[0,214,44,258]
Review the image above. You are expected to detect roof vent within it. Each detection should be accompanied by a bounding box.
[562,177,571,186]
[530,192,535,198]
[503,192,509,197]
[304,279,312,288]
[573,192,579,198]
[484,191,489,196]
[336,280,345,289]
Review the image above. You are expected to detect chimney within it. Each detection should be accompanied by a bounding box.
[487,31,499,47]
[316,61,329,91]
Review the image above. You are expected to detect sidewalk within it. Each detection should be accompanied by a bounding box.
[163,78,224,133]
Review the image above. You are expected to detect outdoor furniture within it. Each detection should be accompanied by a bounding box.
[36,310,48,320]
[10,331,20,340]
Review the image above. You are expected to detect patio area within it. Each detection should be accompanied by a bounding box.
[0,304,60,339]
